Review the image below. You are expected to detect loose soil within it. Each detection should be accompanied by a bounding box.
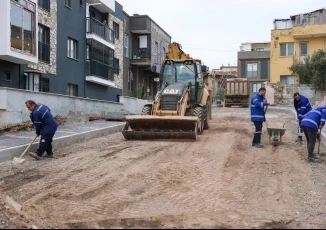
[1,107,326,229]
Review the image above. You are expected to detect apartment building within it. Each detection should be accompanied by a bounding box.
[122,13,171,100]
[270,8,326,84]
[0,0,56,92]
[220,65,238,77]
[85,0,123,101]
[238,42,271,99]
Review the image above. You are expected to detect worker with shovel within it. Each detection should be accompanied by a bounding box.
[293,92,312,142]
[301,106,326,163]
[250,87,270,148]
[25,100,58,160]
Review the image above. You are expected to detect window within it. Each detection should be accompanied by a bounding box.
[114,58,119,74]
[280,43,294,57]
[5,72,11,81]
[124,34,129,58]
[246,63,258,78]
[25,74,49,92]
[38,24,50,63]
[113,22,119,40]
[154,41,158,64]
[162,47,166,61]
[128,70,133,91]
[40,77,49,92]
[252,83,262,93]
[300,42,308,63]
[280,75,295,84]
[65,0,71,8]
[38,0,50,11]
[256,48,264,51]
[10,0,36,55]
[67,38,78,59]
[67,83,78,96]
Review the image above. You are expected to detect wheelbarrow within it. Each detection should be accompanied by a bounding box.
[266,122,286,146]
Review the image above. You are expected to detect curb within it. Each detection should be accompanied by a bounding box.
[0,123,125,163]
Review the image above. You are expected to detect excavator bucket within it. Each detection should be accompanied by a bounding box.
[122,115,198,140]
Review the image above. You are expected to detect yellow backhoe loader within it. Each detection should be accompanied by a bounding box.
[122,42,215,140]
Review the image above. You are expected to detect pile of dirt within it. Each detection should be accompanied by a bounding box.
[0,116,67,134]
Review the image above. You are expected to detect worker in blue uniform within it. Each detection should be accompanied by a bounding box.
[25,100,58,160]
[250,87,270,148]
[301,106,326,163]
[293,92,312,142]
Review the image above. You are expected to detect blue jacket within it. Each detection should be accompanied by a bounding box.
[250,93,268,122]
[301,106,326,131]
[30,104,58,135]
[295,95,312,121]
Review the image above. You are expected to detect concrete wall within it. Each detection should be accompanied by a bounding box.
[122,11,131,96]
[270,24,326,83]
[119,96,153,115]
[0,87,124,128]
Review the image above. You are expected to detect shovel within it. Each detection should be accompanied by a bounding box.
[12,135,38,164]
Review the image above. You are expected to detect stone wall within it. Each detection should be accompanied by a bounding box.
[150,22,171,73]
[28,0,57,74]
[109,14,124,89]
[265,82,326,106]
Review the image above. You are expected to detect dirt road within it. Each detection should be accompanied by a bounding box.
[1,107,326,229]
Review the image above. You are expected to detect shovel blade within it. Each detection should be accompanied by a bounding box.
[12,157,25,164]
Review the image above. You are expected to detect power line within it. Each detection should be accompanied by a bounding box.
[182,46,238,52]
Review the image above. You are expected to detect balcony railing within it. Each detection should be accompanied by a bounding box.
[86,60,114,81]
[86,17,114,44]
[38,41,50,63]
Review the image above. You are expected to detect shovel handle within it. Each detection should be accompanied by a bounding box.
[318,128,322,154]
[264,104,269,114]
[18,135,38,159]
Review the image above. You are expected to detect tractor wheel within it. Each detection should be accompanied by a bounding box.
[141,105,152,115]
[194,107,204,135]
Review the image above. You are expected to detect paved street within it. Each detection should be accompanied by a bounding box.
[0,120,125,150]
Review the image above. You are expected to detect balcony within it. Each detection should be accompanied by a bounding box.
[86,60,115,87]
[238,51,270,60]
[86,17,114,49]
[86,0,115,13]
[292,24,326,39]
[131,49,151,66]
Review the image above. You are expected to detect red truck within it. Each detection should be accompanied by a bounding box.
[224,78,249,108]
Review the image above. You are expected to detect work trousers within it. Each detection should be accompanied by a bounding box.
[302,127,316,158]
[252,121,263,144]
[36,134,54,157]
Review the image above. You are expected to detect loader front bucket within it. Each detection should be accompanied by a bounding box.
[122,115,198,140]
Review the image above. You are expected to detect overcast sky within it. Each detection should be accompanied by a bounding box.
[117,0,324,69]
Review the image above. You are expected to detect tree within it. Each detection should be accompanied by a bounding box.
[289,56,312,84]
[290,49,326,91]
[310,49,326,91]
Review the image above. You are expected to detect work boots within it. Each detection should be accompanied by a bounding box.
[29,152,42,161]
[255,143,264,148]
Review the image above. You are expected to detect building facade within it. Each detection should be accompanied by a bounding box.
[238,42,271,99]
[122,13,171,100]
[270,8,326,84]
[0,0,171,102]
